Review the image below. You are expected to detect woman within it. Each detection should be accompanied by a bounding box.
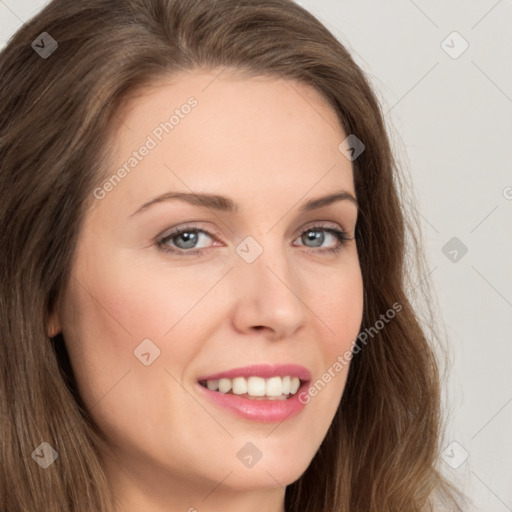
[0,0,463,510]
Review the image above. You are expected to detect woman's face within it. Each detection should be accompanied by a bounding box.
[54,69,363,507]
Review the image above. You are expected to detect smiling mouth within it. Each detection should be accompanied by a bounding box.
[198,375,303,401]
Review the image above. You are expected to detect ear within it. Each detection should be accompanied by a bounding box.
[47,310,62,338]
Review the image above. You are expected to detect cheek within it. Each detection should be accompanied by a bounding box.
[59,276,139,414]
[88,248,225,339]
[308,258,364,351]
[59,251,221,406]
[301,259,363,408]
[58,267,208,454]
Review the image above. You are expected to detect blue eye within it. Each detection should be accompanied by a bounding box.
[156,224,351,256]
[298,228,349,253]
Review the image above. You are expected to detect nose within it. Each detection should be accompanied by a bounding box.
[230,242,307,341]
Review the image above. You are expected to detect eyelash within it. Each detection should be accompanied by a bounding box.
[156,223,352,257]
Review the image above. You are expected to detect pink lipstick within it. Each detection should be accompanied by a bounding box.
[196,364,311,423]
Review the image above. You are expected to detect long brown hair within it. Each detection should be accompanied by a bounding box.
[0,0,462,510]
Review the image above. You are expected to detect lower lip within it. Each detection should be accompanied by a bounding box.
[196,382,309,423]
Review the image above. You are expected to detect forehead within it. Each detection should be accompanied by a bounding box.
[93,69,354,220]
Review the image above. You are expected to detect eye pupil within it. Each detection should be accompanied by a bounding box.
[175,231,198,249]
[303,230,324,247]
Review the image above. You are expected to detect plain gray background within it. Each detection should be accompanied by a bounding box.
[1,0,511,510]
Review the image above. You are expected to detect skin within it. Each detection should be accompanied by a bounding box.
[50,68,364,512]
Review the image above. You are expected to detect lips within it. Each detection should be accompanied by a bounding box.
[196,364,312,422]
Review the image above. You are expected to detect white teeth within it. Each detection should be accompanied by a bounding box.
[281,376,291,395]
[218,378,231,393]
[247,376,266,396]
[232,377,248,395]
[266,376,283,397]
[201,375,303,398]
[206,379,218,391]
[290,376,300,394]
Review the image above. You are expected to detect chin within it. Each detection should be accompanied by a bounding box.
[217,450,312,491]
[222,466,306,492]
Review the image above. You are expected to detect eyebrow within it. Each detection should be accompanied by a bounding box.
[130,189,358,217]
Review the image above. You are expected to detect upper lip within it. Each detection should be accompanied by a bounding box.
[197,364,311,382]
